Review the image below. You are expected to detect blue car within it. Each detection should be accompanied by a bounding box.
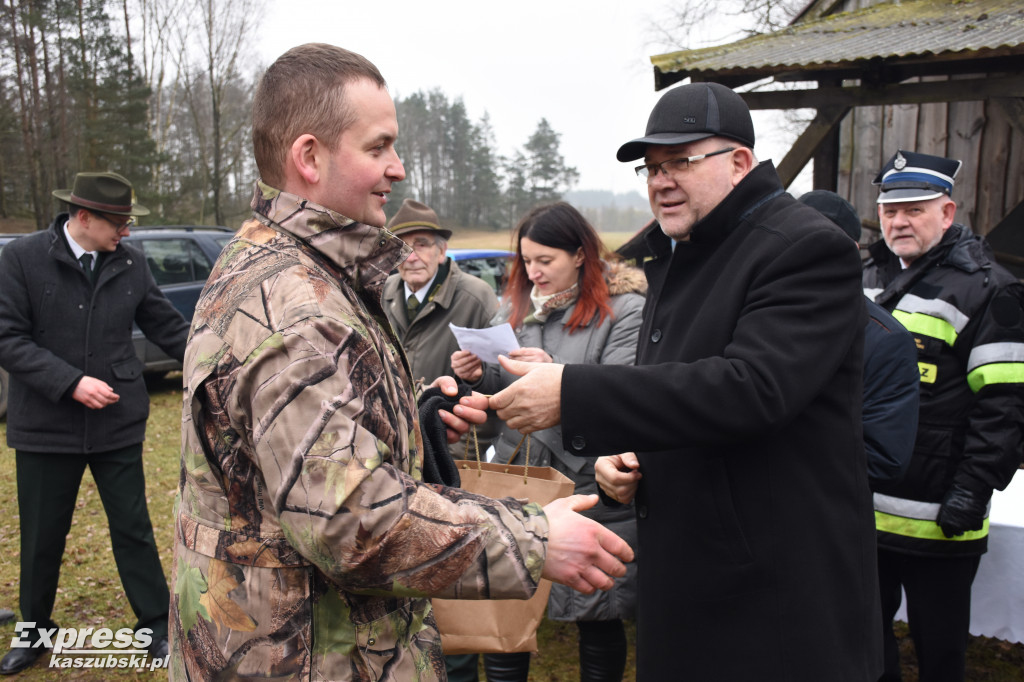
[448,248,513,297]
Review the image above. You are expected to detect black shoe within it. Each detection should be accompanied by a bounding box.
[148,636,168,660]
[0,647,44,675]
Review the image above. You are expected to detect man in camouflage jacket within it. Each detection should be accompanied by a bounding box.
[170,44,632,682]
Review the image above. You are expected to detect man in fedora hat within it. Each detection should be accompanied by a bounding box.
[489,81,883,680]
[382,198,498,391]
[0,171,188,674]
[863,150,1024,682]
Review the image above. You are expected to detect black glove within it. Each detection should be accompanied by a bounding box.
[416,381,471,488]
[936,485,989,538]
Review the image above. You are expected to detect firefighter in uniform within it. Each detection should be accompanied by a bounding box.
[863,150,1024,682]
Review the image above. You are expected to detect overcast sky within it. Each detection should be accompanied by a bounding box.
[257,0,803,199]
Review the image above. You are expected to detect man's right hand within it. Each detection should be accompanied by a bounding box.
[541,494,634,595]
[936,485,989,538]
[72,376,119,409]
[595,453,642,504]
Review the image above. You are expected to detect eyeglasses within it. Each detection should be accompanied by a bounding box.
[90,210,135,233]
[635,147,736,181]
[405,237,440,253]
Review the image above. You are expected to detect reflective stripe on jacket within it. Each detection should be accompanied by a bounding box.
[864,224,1024,556]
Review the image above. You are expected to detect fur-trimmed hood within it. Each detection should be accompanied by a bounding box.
[605,259,648,298]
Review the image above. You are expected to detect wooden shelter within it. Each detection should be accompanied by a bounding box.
[647,0,1024,267]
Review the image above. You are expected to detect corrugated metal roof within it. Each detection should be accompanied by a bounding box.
[652,0,1024,83]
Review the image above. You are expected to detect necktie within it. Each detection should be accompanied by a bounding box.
[79,253,95,285]
[407,293,419,320]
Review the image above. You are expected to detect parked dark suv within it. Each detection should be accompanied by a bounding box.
[122,226,235,374]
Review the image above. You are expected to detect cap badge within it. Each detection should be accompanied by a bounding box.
[893,152,907,170]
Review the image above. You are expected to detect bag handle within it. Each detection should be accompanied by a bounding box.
[467,424,531,485]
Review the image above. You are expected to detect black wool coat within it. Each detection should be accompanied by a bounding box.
[0,215,189,453]
[561,163,882,681]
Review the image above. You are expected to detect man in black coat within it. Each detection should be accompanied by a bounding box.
[490,83,883,680]
[0,172,189,674]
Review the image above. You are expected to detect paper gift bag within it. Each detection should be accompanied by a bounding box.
[432,459,574,654]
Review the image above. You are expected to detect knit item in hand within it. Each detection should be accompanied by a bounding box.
[417,382,471,487]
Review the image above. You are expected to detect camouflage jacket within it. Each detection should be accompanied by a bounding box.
[170,182,549,681]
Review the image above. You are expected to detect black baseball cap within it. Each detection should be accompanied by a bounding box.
[617,82,756,162]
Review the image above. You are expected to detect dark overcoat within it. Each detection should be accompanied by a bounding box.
[561,163,882,681]
[0,215,188,452]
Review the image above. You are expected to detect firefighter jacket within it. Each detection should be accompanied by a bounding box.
[863,224,1024,556]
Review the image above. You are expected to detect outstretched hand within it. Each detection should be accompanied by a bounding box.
[430,375,490,444]
[541,494,635,594]
[488,355,563,433]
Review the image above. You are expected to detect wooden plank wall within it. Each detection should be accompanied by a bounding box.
[828,0,1024,242]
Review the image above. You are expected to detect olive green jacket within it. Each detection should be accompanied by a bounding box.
[382,260,498,386]
[170,182,548,681]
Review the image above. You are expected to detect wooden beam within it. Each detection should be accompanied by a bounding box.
[740,76,1024,111]
[993,98,1024,137]
[812,79,844,192]
[777,107,850,189]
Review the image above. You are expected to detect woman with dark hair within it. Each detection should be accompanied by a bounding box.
[451,202,645,682]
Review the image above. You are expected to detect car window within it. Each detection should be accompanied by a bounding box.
[458,256,509,296]
[213,235,233,261]
[135,238,210,285]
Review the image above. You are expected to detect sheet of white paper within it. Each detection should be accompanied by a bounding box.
[449,323,520,364]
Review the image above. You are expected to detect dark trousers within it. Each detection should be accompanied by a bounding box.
[482,620,627,682]
[445,654,479,682]
[877,549,981,682]
[16,445,169,640]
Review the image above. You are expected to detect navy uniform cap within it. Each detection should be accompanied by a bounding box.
[874,150,962,204]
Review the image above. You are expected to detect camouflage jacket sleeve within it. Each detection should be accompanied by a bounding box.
[204,258,549,601]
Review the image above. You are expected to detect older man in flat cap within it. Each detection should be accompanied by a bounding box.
[864,150,1024,682]
[0,171,188,673]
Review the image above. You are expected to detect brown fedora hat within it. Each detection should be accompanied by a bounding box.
[386,199,451,239]
[52,171,150,216]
